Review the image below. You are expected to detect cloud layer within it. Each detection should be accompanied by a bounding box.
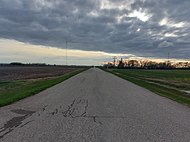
[0,0,190,59]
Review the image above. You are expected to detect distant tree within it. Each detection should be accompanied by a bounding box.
[103,62,114,68]
[10,62,23,65]
[128,60,139,68]
[146,61,158,69]
[184,62,189,68]
[103,59,190,69]
[118,58,124,68]
[139,60,146,68]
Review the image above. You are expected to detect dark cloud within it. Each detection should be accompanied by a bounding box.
[0,0,190,59]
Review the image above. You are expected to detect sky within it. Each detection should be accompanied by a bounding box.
[0,0,190,65]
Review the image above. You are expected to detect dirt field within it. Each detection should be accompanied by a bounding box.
[0,66,81,81]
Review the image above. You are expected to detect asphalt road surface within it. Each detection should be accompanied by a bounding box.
[1,68,190,142]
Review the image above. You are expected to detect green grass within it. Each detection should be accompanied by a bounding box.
[112,69,190,90]
[0,69,86,107]
[104,69,190,106]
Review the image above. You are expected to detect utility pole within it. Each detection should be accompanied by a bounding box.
[168,52,170,61]
[167,52,170,68]
[64,40,91,66]
[113,56,117,67]
[66,41,68,66]
[168,52,170,64]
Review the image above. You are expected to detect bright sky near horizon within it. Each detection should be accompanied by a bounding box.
[0,0,190,65]
[0,39,134,65]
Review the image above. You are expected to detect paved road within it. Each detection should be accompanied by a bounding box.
[1,68,190,142]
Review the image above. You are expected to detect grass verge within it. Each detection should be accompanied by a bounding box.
[0,68,87,107]
[102,68,190,107]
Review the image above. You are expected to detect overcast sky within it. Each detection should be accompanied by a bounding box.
[0,0,190,65]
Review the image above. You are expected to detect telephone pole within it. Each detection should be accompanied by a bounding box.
[167,52,170,64]
[66,41,68,66]
[113,56,117,67]
[168,53,170,61]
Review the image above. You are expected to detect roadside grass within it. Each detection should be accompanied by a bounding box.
[112,69,190,90]
[0,69,86,107]
[104,69,190,106]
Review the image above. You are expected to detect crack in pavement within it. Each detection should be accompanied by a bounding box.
[0,100,129,140]
[0,98,129,140]
[62,99,88,118]
[42,105,47,111]
[60,99,129,125]
[19,120,34,128]
[44,99,130,125]
[61,99,103,125]
[0,109,35,140]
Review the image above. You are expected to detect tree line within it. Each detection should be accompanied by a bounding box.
[104,58,190,69]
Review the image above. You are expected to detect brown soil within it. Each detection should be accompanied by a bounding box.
[0,66,80,81]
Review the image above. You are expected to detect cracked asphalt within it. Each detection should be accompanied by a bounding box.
[1,68,190,142]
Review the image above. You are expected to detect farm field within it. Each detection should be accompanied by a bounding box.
[0,66,85,106]
[109,69,190,106]
[0,66,80,81]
